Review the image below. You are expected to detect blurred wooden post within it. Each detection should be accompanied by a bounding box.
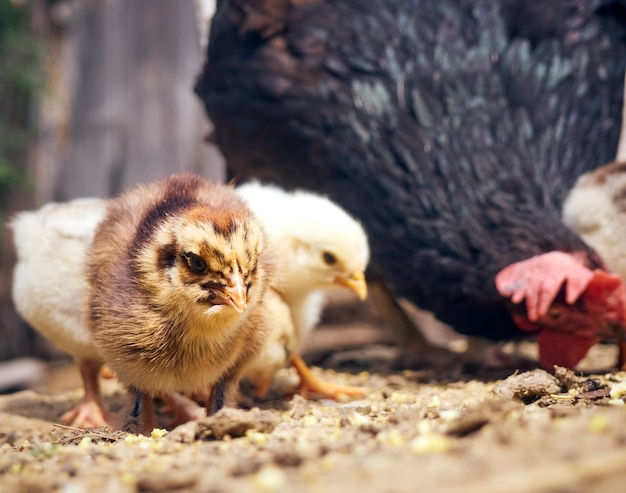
[37,0,223,202]
[0,0,223,360]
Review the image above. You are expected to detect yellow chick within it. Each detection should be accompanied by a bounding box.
[11,198,112,428]
[87,174,272,434]
[236,182,369,399]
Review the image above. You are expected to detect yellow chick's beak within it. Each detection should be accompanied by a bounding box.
[221,272,248,313]
[334,271,368,300]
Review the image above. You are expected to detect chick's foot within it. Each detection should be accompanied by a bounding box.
[61,398,113,428]
[290,355,367,400]
[61,359,113,428]
[159,392,205,428]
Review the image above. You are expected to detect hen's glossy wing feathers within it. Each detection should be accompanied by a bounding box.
[197,0,626,339]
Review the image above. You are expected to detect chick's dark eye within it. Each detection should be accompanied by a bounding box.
[183,252,207,274]
[322,251,337,265]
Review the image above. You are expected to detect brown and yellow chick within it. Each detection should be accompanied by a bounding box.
[11,198,113,428]
[87,174,271,434]
[236,182,369,400]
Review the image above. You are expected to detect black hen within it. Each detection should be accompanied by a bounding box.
[195,0,626,369]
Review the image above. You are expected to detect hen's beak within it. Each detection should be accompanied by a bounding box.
[334,271,367,300]
[221,272,247,313]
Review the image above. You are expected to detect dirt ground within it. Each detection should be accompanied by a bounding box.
[2,319,626,493]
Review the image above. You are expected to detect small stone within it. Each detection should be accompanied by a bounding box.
[492,370,561,401]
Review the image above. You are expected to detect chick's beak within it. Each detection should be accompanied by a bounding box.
[220,272,247,313]
[334,271,367,300]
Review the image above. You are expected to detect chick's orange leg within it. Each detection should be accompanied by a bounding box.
[61,359,113,428]
[290,355,366,400]
[254,378,273,399]
[100,366,116,379]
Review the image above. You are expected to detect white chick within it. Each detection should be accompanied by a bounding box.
[239,287,296,398]
[236,182,370,399]
[11,198,112,427]
[562,161,626,281]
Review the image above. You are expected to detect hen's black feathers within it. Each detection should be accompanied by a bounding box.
[196,0,626,339]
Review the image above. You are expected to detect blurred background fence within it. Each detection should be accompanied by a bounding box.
[0,0,223,361]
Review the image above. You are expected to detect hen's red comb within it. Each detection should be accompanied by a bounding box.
[496,251,593,321]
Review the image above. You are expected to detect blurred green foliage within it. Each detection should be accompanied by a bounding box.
[0,0,40,211]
